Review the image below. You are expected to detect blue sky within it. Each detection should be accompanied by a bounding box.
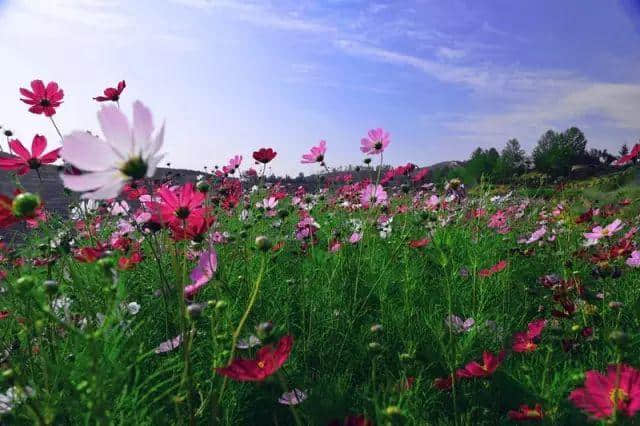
[0,0,639,175]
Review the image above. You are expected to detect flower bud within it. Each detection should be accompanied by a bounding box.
[368,342,382,353]
[215,300,228,311]
[384,406,403,417]
[11,193,41,218]
[370,324,383,334]
[255,235,272,251]
[43,279,59,296]
[608,301,623,309]
[196,181,210,193]
[255,321,273,339]
[187,303,204,319]
[14,275,37,295]
[609,330,629,347]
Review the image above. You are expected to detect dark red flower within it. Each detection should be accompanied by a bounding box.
[507,404,543,421]
[478,260,508,277]
[0,135,60,175]
[216,335,293,381]
[73,245,107,263]
[433,375,454,391]
[456,350,505,379]
[253,148,277,164]
[512,319,547,353]
[409,238,430,248]
[19,80,64,116]
[94,80,126,102]
[118,251,143,270]
[0,311,9,320]
[328,415,373,426]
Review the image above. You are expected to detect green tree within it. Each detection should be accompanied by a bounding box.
[532,127,588,177]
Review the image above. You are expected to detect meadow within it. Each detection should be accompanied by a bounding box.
[1,80,640,425]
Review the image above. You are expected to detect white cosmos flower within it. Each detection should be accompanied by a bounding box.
[60,101,164,200]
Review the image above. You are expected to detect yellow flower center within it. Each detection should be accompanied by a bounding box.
[525,410,539,418]
[610,387,628,406]
[257,361,265,369]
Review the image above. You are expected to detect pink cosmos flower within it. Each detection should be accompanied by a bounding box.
[256,197,278,216]
[512,319,547,353]
[94,80,126,102]
[154,335,182,354]
[425,195,440,211]
[349,232,362,244]
[60,101,164,199]
[19,80,64,116]
[360,128,390,155]
[329,239,342,252]
[583,219,623,242]
[222,155,242,174]
[569,364,640,419]
[278,389,308,406]
[360,184,388,208]
[0,135,60,175]
[526,226,547,244]
[301,140,327,164]
[456,351,506,379]
[626,251,640,268]
[184,248,217,298]
[445,315,475,333]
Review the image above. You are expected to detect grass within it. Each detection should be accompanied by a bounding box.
[1,177,640,425]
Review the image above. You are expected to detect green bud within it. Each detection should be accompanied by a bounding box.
[11,193,41,218]
[215,300,228,311]
[196,181,210,193]
[14,275,37,295]
[370,324,383,334]
[43,279,59,296]
[255,235,272,252]
[609,330,629,347]
[96,257,115,272]
[368,342,382,353]
[255,321,273,339]
[384,405,403,417]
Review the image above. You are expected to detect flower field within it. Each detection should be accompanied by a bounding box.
[2,80,640,425]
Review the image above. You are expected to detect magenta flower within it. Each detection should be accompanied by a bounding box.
[360,128,390,155]
[19,80,64,116]
[360,184,388,208]
[0,135,60,175]
[301,140,327,164]
[349,232,362,244]
[60,101,164,199]
[569,364,640,419]
[583,219,623,242]
[222,155,242,174]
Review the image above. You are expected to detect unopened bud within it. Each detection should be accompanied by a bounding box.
[255,235,272,251]
[11,193,41,218]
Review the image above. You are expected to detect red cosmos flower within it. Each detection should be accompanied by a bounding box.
[456,350,506,379]
[433,376,454,391]
[411,167,430,183]
[0,311,9,320]
[328,415,373,426]
[216,335,293,381]
[253,148,277,164]
[478,260,508,277]
[94,80,126,102]
[569,364,640,419]
[0,135,60,175]
[614,143,640,166]
[118,251,143,270]
[169,215,215,242]
[122,181,148,200]
[507,404,543,421]
[409,238,430,248]
[512,319,547,353]
[19,80,64,116]
[73,245,107,263]
[151,184,206,227]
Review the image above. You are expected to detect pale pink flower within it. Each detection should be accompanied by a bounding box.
[154,335,182,354]
[583,219,623,242]
[627,251,640,268]
[425,194,439,211]
[360,128,390,155]
[349,232,362,244]
[61,101,164,199]
[184,248,217,298]
[301,140,327,164]
[360,184,388,208]
[329,239,342,252]
[526,226,547,244]
[278,389,308,406]
[222,155,242,174]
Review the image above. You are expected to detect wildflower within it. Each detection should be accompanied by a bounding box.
[409,238,430,248]
[253,147,277,164]
[216,335,293,381]
[445,315,475,333]
[456,350,506,379]
[507,404,544,421]
[360,184,387,208]
[60,101,164,199]
[0,386,35,415]
[626,250,640,267]
[94,80,126,102]
[478,260,508,278]
[222,155,242,174]
[152,183,206,227]
[512,319,547,353]
[349,232,362,244]
[0,135,60,175]
[425,194,440,210]
[19,80,64,116]
[184,248,217,298]
[360,128,390,155]
[154,335,182,354]
[525,226,547,244]
[583,219,623,242]
[568,364,640,419]
[328,415,373,426]
[236,335,261,349]
[278,388,308,405]
[614,143,640,166]
[301,140,327,164]
[125,302,140,315]
[433,376,454,391]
